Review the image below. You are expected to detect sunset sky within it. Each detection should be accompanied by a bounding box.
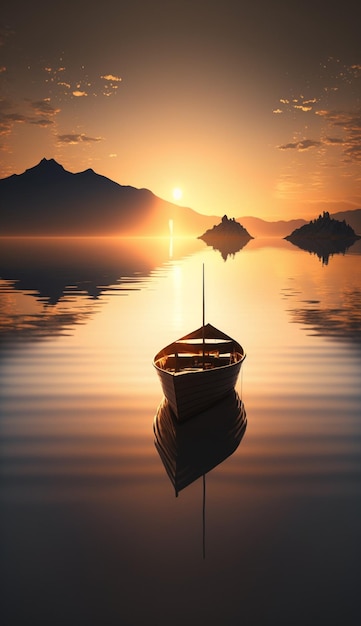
[1,0,360,220]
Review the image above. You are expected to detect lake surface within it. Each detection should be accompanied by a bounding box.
[1,236,361,626]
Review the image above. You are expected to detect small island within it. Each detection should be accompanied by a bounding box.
[198,215,253,260]
[285,211,360,264]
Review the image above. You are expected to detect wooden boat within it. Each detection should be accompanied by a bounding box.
[153,389,247,495]
[153,322,246,422]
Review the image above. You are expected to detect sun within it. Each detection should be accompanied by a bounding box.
[172,187,183,201]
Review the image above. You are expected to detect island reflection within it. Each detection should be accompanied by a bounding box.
[286,237,360,265]
[200,237,251,261]
[289,289,361,344]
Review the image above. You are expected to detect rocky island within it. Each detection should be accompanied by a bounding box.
[285,211,360,264]
[198,215,253,260]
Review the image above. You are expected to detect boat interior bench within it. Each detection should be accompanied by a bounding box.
[161,353,233,372]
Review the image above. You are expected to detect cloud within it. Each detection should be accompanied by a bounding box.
[275,57,361,164]
[41,64,122,99]
[101,74,122,82]
[30,98,60,116]
[0,110,26,135]
[324,136,344,145]
[0,39,120,152]
[316,108,361,162]
[294,105,313,112]
[316,108,361,130]
[278,139,322,151]
[278,119,361,163]
[274,96,319,115]
[343,143,361,162]
[100,73,122,96]
[0,97,60,136]
[57,133,102,145]
[30,118,54,127]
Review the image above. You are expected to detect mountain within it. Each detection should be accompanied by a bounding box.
[328,209,361,236]
[0,158,216,236]
[235,216,307,237]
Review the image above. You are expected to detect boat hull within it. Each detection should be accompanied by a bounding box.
[153,323,245,422]
[154,358,243,422]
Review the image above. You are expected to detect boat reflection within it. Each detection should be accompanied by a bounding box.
[153,389,247,496]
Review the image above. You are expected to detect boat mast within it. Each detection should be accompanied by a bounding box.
[202,474,206,559]
[202,264,205,368]
[202,263,205,328]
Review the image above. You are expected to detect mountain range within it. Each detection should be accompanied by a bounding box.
[1,158,360,237]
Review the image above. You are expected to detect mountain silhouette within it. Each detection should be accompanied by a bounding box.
[236,216,307,237]
[326,208,361,235]
[0,158,215,236]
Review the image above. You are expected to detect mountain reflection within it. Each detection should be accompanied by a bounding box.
[0,291,93,341]
[0,237,202,339]
[0,237,205,304]
[0,237,164,304]
[153,390,247,495]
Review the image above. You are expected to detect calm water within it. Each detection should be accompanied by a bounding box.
[1,236,361,626]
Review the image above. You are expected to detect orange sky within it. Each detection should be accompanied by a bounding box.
[1,1,360,221]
